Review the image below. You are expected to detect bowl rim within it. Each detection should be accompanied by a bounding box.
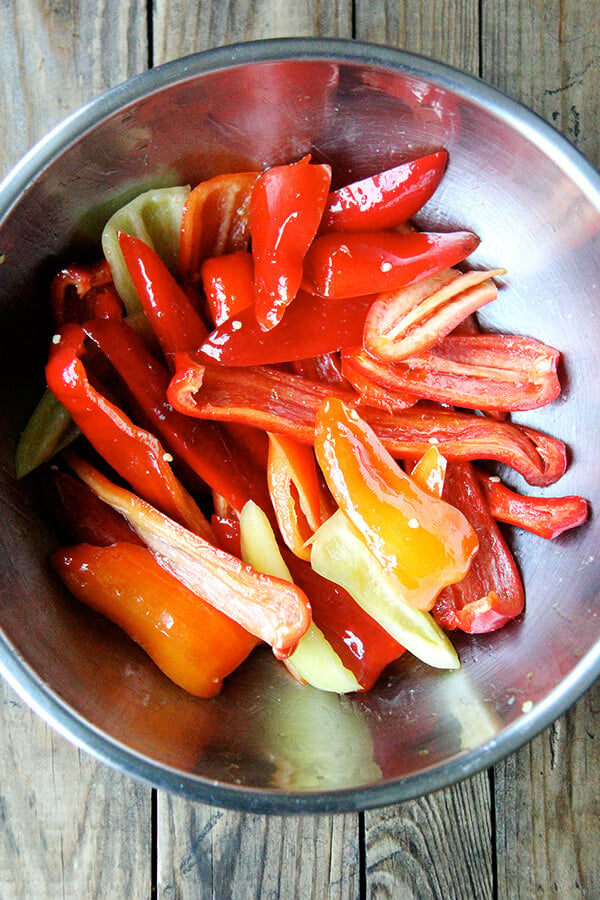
[1,36,599,814]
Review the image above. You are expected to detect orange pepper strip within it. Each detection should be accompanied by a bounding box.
[52,542,259,697]
[314,398,478,610]
[63,452,312,660]
[267,433,323,560]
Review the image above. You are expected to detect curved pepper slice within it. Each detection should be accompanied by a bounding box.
[201,250,256,326]
[250,156,332,330]
[117,232,209,367]
[302,229,480,299]
[167,361,566,486]
[363,267,504,362]
[179,171,258,286]
[50,259,123,328]
[319,151,449,233]
[83,316,272,516]
[433,463,525,633]
[343,332,561,412]
[45,324,213,540]
[199,289,375,366]
[476,471,588,539]
[266,433,322,560]
[52,542,259,698]
[64,453,312,660]
[314,397,478,609]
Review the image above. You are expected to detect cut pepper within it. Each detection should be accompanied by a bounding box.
[309,509,460,669]
[198,289,375,366]
[343,332,561,412]
[117,232,208,367]
[319,151,449,233]
[201,250,255,326]
[179,171,258,286]
[314,397,478,609]
[433,463,525,633]
[50,259,123,328]
[64,453,312,660]
[476,472,588,539]
[302,229,480,299]
[250,156,332,329]
[167,361,566,486]
[363,267,505,362]
[45,324,213,540]
[83,316,271,515]
[52,542,258,698]
[266,433,322,560]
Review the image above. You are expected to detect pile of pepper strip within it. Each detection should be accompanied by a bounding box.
[18,150,589,698]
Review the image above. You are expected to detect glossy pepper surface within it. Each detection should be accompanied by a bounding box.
[314,397,479,609]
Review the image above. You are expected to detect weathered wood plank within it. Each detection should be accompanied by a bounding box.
[152,0,353,64]
[0,680,153,899]
[481,3,600,897]
[364,777,493,899]
[355,0,480,74]
[0,3,153,899]
[158,799,360,898]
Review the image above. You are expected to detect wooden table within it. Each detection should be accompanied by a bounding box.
[1,3,599,897]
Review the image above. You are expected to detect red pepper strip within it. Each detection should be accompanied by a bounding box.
[301,230,480,300]
[341,353,417,411]
[363,268,505,361]
[167,361,565,486]
[117,232,208,368]
[250,157,332,330]
[319,150,449,233]
[314,397,478,610]
[198,289,375,366]
[343,332,562,412]
[201,250,255,326]
[46,324,213,540]
[50,259,123,328]
[83,316,272,515]
[432,463,525,633]
[178,171,258,286]
[475,471,588,539]
[283,550,405,690]
[288,352,348,386]
[52,542,259,698]
[267,433,322,561]
[42,467,143,547]
[64,453,312,659]
[211,513,242,557]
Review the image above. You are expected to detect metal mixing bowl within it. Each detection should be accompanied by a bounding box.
[0,38,598,813]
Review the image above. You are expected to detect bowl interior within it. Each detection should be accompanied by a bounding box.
[1,41,599,812]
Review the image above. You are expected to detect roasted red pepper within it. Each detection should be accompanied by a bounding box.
[50,259,123,328]
[65,452,312,660]
[314,397,478,610]
[319,150,448,233]
[201,250,255,325]
[433,462,525,633]
[343,332,561,412]
[117,231,208,367]
[45,323,213,539]
[250,156,332,329]
[179,171,258,286]
[267,433,322,560]
[52,542,259,697]
[82,316,273,515]
[302,229,480,299]
[476,471,588,539]
[199,289,375,366]
[167,361,567,486]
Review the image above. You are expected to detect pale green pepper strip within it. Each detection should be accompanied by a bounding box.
[15,388,80,478]
[101,185,190,316]
[310,509,460,670]
[239,500,361,693]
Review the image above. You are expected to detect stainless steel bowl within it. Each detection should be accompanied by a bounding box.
[0,38,599,814]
